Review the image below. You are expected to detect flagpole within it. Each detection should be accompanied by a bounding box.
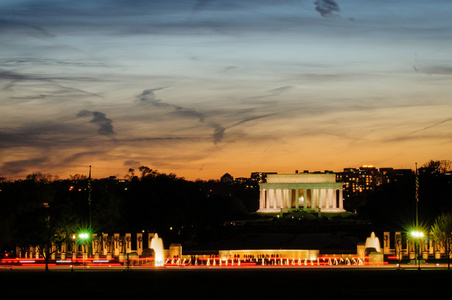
[415,162,419,229]
[415,162,421,270]
[88,165,92,228]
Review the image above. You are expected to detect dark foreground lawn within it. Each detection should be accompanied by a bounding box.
[1,267,451,299]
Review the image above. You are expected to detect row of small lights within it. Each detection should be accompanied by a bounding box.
[411,231,424,238]
[73,233,90,239]
[73,231,426,239]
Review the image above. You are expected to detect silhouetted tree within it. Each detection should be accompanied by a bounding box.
[69,174,87,181]
[16,204,77,271]
[431,212,452,270]
[12,174,79,271]
[422,160,452,174]
[125,168,137,181]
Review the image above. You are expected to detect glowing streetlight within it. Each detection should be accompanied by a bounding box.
[411,230,424,270]
[79,233,90,239]
[76,231,91,261]
[411,231,424,238]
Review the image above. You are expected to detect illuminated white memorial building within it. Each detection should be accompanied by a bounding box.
[257,172,345,213]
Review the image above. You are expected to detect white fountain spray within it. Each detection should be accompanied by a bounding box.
[150,233,164,267]
[365,232,381,253]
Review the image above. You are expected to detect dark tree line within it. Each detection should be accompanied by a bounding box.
[0,173,79,270]
[354,161,452,232]
[0,168,259,255]
[1,161,451,259]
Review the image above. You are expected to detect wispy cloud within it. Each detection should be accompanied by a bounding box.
[0,69,102,102]
[407,118,452,136]
[76,110,115,137]
[314,0,340,17]
[138,87,206,123]
[1,157,48,175]
[267,86,293,95]
[138,88,217,141]
[0,122,84,149]
[137,88,275,144]
[0,20,55,38]
[137,88,168,106]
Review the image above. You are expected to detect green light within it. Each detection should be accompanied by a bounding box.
[74,226,93,244]
[411,231,424,238]
[79,233,90,239]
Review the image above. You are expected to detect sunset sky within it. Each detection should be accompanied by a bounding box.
[1,0,451,181]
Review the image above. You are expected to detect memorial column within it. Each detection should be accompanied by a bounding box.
[113,233,120,257]
[283,189,289,209]
[271,189,277,209]
[267,189,273,208]
[303,189,308,210]
[319,189,325,209]
[332,189,337,209]
[259,189,266,210]
[277,189,284,209]
[310,189,314,209]
[332,188,336,208]
[125,233,132,254]
[327,188,333,209]
[102,233,109,256]
[136,233,143,256]
[318,189,322,209]
[324,189,328,209]
[266,189,270,209]
[295,189,299,210]
[288,189,293,209]
[311,189,316,209]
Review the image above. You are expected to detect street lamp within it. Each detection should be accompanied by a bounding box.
[79,233,90,239]
[411,230,424,270]
[71,235,76,272]
[78,232,91,262]
[411,231,424,238]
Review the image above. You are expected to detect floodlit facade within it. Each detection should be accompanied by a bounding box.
[257,172,345,213]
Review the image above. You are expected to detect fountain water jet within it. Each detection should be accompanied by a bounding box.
[365,232,381,253]
[150,233,164,267]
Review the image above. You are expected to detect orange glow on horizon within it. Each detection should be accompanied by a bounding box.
[2,158,423,182]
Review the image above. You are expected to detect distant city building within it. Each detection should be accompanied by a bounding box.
[256,171,345,213]
[336,165,413,200]
[220,173,234,183]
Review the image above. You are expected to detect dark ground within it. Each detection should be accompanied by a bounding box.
[1,267,451,299]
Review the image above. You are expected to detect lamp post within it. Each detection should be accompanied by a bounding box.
[411,231,424,270]
[78,232,91,265]
[71,234,76,272]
